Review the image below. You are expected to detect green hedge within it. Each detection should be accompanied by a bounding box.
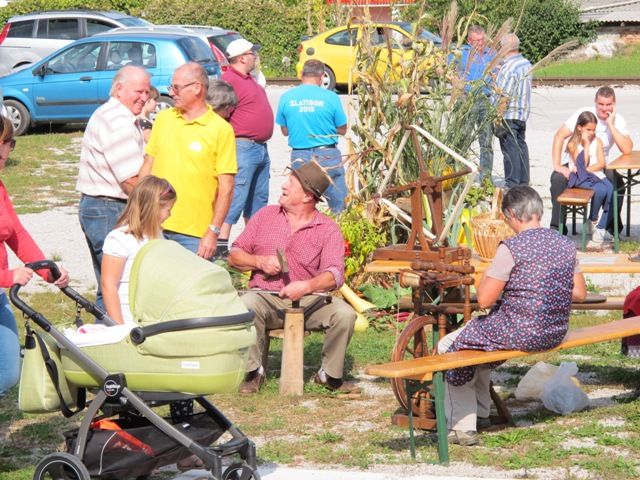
[141,0,314,75]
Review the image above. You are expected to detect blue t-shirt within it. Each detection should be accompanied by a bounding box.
[450,45,496,94]
[275,84,347,149]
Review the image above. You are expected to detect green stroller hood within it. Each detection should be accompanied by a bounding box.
[129,239,248,325]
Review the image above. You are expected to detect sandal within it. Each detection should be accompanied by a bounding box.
[176,454,205,472]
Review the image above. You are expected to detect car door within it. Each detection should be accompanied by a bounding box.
[372,26,413,82]
[30,41,102,121]
[321,27,358,85]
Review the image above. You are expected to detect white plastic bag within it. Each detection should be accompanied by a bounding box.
[540,362,590,415]
[515,361,559,400]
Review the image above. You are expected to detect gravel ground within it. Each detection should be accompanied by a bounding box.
[10,85,640,296]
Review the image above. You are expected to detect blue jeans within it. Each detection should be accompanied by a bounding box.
[78,195,126,309]
[499,119,530,188]
[163,231,214,261]
[0,292,20,395]
[589,178,613,229]
[225,140,270,225]
[470,100,494,181]
[290,147,347,213]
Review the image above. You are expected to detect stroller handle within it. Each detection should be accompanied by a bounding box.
[10,260,117,329]
[10,260,61,331]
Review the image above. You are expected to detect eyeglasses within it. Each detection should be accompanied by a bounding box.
[2,139,15,151]
[168,81,198,94]
[244,51,256,57]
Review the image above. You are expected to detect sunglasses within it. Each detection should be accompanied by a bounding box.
[160,183,175,198]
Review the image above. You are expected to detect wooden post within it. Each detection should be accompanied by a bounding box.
[280,307,305,396]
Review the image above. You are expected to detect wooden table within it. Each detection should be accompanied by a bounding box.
[606,152,640,252]
[366,252,640,275]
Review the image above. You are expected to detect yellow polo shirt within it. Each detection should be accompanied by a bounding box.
[146,106,237,237]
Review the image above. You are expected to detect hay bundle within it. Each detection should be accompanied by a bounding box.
[471,189,515,261]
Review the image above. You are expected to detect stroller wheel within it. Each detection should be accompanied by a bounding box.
[222,462,261,480]
[33,452,91,480]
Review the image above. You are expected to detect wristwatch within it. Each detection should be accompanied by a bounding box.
[208,224,221,235]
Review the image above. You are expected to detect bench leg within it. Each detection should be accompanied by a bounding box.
[489,383,514,426]
[579,205,587,252]
[613,184,619,253]
[433,372,449,465]
[557,206,566,236]
[571,206,577,236]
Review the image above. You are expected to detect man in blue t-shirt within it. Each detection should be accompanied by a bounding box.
[275,60,348,212]
[454,25,496,182]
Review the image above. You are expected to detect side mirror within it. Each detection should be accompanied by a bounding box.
[33,64,46,77]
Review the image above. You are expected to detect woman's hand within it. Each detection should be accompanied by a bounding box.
[12,267,34,286]
[53,267,69,288]
[580,131,591,146]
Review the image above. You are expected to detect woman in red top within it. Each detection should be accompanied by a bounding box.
[0,116,69,396]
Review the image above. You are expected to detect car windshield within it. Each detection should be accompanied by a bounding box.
[117,17,152,27]
[396,21,442,44]
[207,32,243,55]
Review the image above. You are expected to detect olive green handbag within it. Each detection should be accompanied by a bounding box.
[18,326,85,417]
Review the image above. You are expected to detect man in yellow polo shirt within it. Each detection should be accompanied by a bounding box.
[141,62,236,259]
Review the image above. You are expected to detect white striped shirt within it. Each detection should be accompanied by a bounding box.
[76,97,144,198]
[494,53,532,122]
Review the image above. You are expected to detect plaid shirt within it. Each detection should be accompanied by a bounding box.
[232,205,345,291]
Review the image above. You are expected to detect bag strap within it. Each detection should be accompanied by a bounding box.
[32,330,86,418]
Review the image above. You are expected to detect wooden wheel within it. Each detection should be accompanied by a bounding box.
[390,315,436,417]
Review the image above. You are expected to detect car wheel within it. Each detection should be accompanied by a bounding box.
[322,66,337,91]
[151,95,174,121]
[4,99,31,136]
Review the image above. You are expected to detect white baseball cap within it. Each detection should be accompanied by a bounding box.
[226,38,260,58]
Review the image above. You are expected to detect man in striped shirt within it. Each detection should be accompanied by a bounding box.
[76,66,150,309]
[494,33,532,188]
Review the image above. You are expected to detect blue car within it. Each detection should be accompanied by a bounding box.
[0,31,221,135]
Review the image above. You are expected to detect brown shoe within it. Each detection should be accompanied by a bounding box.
[313,370,361,393]
[239,369,265,394]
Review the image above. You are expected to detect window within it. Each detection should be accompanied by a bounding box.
[179,37,214,63]
[325,29,357,46]
[105,42,156,70]
[46,42,101,74]
[37,18,80,40]
[86,19,115,36]
[6,20,35,38]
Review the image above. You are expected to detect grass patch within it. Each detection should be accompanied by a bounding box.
[2,281,640,477]
[536,44,640,78]
[4,130,81,214]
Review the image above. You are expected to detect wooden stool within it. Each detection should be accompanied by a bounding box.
[557,188,594,251]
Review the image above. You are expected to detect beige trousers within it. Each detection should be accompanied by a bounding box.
[437,326,491,432]
[241,292,356,379]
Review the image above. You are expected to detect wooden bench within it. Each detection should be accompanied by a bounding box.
[557,188,595,251]
[364,316,640,464]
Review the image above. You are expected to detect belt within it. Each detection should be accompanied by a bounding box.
[82,194,126,203]
[236,137,267,145]
[292,144,337,151]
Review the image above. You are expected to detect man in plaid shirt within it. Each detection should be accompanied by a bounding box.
[229,161,357,394]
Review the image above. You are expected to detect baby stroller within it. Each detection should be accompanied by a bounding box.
[11,239,260,480]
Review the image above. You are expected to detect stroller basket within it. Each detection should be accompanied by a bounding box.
[64,412,223,479]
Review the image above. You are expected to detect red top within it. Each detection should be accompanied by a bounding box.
[232,205,345,291]
[0,181,49,287]
[221,67,274,142]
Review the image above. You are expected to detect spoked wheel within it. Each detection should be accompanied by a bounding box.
[33,452,91,480]
[390,315,436,417]
[222,462,261,480]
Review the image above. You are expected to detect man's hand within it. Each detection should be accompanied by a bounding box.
[606,108,616,128]
[279,280,309,302]
[12,267,34,286]
[256,255,281,276]
[197,230,217,259]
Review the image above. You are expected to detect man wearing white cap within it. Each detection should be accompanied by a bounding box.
[217,38,274,258]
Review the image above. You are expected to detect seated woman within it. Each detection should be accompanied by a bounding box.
[438,185,587,446]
